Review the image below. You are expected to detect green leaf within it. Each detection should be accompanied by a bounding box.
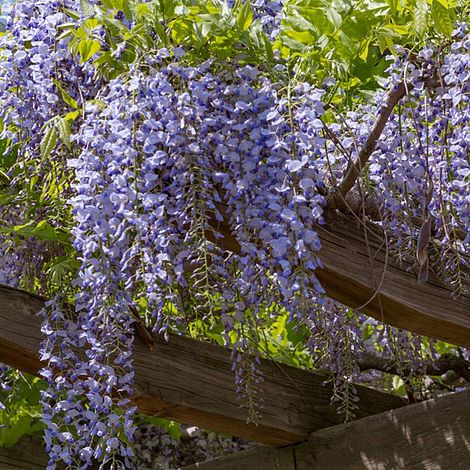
[0,170,10,186]
[0,221,68,243]
[46,256,80,286]
[386,0,399,15]
[63,7,81,20]
[78,39,102,62]
[40,125,57,160]
[52,79,79,109]
[0,414,33,446]
[414,0,428,37]
[435,0,458,8]
[279,32,308,51]
[361,323,374,341]
[100,15,126,36]
[0,373,45,447]
[65,110,80,122]
[431,0,453,36]
[80,0,95,16]
[33,221,68,243]
[359,37,371,61]
[157,0,177,20]
[392,376,406,397]
[262,33,274,62]
[122,0,133,20]
[283,27,317,45]
[237,2,253,31]
[56,117,72,148]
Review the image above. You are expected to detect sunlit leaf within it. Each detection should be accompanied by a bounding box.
[56,117,72,148]
[78,38,102,62]
[414,0,429,37]
[431,0,453,36]
[40,125,57,160]
[237,1,253,31]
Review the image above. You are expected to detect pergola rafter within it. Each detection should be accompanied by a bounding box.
[0,285,405,446]
[209,209,470,348]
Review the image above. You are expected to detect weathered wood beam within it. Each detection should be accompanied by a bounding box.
[0,436,98,470]
[209,209,470,348]
[5,391,469,470]
[181,389,470,470]
[0,436,50,470]
[0,285,405,446]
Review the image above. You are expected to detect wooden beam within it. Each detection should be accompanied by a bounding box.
[181,389,470,470]
[0,436,50,470]
[5,392,469,470]
[210,209,470,348]
[0,285,405,446]
[0,436,97,470]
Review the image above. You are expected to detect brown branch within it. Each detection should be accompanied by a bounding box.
[328,78,441,209]
[357,352,470,382]
[338,190,467,241]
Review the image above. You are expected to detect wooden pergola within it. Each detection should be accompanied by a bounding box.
[1,203,469,468]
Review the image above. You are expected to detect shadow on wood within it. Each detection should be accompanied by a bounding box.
[181,390,470,469]
[0,436,100,470]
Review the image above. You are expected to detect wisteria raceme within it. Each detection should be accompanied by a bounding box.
[0,0,136,467]
[0,0,91,296]
[72,60,327,318]
[306,297,362,418]
[69,60,328,425]
[0,0,469,467]
[361,28,470,292]
[0,0,85,145]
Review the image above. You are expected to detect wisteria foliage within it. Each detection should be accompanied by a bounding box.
[0,0,468,468]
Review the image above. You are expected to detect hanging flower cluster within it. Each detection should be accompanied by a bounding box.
[0,0,469,468]
[363,26,469,291]
[0,0,94,291]
[66,59,328,441]
[0,0,86,147]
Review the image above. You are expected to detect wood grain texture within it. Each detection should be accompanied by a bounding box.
[316,212,470,347]
[209,209,470,347]
[0,436,98,470]
[182,390,470,470]
[0,285,405,446]
[0,436,51,470]
[294,389,470,470]
[182,446,294,470]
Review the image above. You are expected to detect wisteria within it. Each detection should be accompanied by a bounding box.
[0,0,468,468]
[68,61,328,429]
[364,26,470,292]
[228,0,283,39]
